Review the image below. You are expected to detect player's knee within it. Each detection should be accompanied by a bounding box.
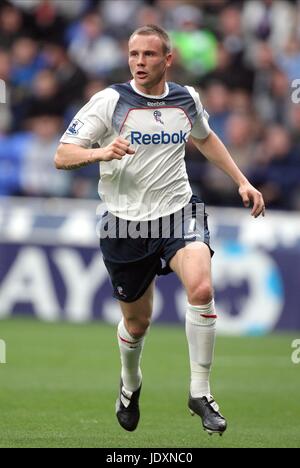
[125,317,150,338]
[186,300,217,327]
[188,281,213,306]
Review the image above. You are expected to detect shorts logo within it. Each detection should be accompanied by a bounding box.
[67,119,84,135]
[116,286,127,298]
[153,110,164,125]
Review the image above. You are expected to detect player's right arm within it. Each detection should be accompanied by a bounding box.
[55,138,135,170]
[55,87,135,170]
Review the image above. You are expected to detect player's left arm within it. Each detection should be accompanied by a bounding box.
[191,131,265,218]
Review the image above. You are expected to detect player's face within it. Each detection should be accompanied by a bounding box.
[128,34,172,95]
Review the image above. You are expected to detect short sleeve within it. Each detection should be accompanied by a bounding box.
[60,87,120,148]
[185,86,211,140]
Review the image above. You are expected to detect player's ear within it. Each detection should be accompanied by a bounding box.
[166,53,173,67]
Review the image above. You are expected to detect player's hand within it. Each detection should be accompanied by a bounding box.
[239,182,265,218]
[101,137,135,161]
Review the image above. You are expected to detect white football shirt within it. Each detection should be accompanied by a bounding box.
[60,80,211,221]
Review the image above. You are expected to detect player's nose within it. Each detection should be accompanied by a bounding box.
[136,54,145,65]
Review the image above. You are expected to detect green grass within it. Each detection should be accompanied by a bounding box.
[0,318,299,448]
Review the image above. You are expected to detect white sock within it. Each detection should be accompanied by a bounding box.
[186,300,217,398]
[117,319,147,392]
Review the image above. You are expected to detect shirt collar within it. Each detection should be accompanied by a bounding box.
[130,80,169,99]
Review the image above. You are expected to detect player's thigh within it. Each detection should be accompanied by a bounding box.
[119,278,155,335]
[169,242,213,304]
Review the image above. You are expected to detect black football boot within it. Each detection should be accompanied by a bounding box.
[116,379,142,432]
[188,394,227,436]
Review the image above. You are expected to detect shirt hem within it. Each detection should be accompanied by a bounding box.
[103,190,193,222]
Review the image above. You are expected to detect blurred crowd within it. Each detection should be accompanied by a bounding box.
[0,0,300,210]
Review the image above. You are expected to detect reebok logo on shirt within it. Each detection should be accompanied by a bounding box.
[130,130,188,145]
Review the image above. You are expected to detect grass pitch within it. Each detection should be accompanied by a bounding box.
[0,318,299,448]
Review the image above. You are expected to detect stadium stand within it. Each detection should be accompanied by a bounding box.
[0,0,299,209]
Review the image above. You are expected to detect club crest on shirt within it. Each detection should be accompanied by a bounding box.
[153,110,164,125]
[67,119,84,135]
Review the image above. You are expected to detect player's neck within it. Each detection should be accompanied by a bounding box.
[132,79,167,98]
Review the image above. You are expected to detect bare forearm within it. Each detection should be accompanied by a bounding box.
[55,138,135,170]
[54,143,101,170]
[192,132,248,187]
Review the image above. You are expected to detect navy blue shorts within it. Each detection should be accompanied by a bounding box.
[100,195,213,303]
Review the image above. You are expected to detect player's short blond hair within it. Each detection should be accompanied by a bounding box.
[129,24,171,55]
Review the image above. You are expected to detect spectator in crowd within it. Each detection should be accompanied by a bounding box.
[28,0,67,43]
[242,0,295,56]
[135,5,163,32]
[100,0,143,39]
[0,131,33,196]
[10,36,46,88]
[0,1,25,49]
[20,113,72,197]
[169,4,218,76]
[68,11,124,77]
[43,39,87,112]
[24,69,65,120]
[277,35,300,83]
[252,41,277,123]
[0,49,13,133]
[288,103,300,148]
[250,125,300,210]
[202,82,232,144]
[219,5,245,60]
[9,35,47,129]
[268,68,291,125]
[199,42,254,92]
[203,112,258,206]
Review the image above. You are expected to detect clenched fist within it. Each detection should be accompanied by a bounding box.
[100,137,135,161]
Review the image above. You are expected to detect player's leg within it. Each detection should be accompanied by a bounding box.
[116,279,155,431]
[118,278,155,392]
[100,215,160,431]
[169,242,214,397]
[169,242,227,435]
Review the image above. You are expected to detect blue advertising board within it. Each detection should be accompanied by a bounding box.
[0,199,299,334]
